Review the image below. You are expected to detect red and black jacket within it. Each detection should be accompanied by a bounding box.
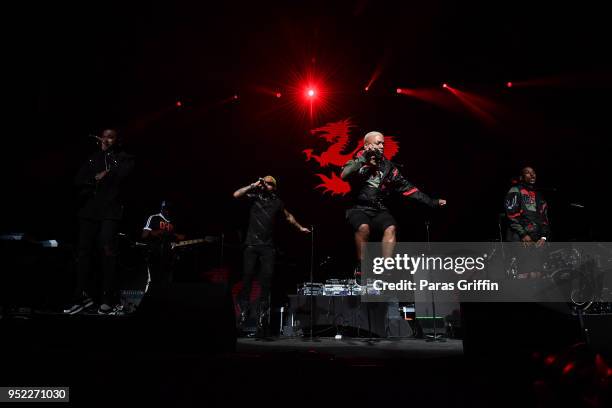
[504,182,550,240]
[342,151,439,211]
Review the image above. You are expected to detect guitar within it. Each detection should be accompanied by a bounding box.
[171,236,219,250]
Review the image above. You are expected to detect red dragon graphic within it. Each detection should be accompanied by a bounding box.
[303,119,400,195]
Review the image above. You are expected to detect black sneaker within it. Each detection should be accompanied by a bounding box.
[63,296,94,315]
[110,304,125,316]
[98,304,125,316]
[238,309,248,328]
[97,303,113,315]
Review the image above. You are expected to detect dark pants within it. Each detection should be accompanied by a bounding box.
[239,245,275,312]
[147,244,174,292]
[76,218,119,304]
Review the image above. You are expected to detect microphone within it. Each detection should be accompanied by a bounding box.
[89,134,102,142]
[364,148,384,163]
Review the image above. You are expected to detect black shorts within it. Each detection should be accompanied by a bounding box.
[346,208,397,233]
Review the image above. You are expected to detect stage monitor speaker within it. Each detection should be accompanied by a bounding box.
[461,302,581,358]
[135,282,236,353]
[0,239,74,310]
[583,314,612,356]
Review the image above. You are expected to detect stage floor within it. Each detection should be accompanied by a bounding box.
[236,336,463,360]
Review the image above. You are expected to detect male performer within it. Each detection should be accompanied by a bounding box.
[341,131,446,270]
[142,200,186,290]
[504,166,550,244]
[233,176,310,335]
[64,129,134,315]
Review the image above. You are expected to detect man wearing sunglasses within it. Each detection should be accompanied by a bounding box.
[233,175,310,337]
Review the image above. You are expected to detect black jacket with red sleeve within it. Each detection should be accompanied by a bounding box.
[504,182,550,241]
[341,150,439,211]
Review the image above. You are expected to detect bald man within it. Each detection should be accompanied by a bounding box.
[233,175,310,336]
[341,131,446,272]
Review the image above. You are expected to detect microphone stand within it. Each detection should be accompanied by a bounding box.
[304,225,319,342]
[425,220,445,342]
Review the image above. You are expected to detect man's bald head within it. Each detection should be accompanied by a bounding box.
[364,131,384,144]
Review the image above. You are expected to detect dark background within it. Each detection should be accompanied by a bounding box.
[3,0,611,290]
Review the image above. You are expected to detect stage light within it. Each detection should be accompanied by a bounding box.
[396,88,402,94]
[506,81,513,88]
[176,101,182,107]
[365,86,369,92]
[442,83,448,89]
[307,89,315,97]
[233,94,239,100]
[276,92,282,98]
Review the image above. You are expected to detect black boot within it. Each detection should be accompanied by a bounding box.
[255,300,271,340]
[238,301,250,329]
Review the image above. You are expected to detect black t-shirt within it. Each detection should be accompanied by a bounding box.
[244,192,284,246]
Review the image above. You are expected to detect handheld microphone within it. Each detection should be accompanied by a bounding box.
[365,148,383,161]
[254,178,265,190]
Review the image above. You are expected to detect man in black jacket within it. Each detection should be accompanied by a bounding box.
[341,131,446,269]
[504,166,550,244]
[64,129,134,315]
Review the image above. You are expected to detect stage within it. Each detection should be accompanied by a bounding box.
[4,328,606,407]
[236,336,463,360]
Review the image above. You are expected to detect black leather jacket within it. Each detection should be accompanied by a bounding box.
[75,148,135,220]
[341,150,439,211]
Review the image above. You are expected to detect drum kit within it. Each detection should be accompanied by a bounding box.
[116,233,222,311]
[506,244,612,313]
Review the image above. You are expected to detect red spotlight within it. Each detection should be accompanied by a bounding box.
[176,101,182,107]
[233,94,239,100]
[365,86,369,92]
[506,81,513,88]
[442,83,448,89]
[276,92,282,98]
[396,88,402,94]
[307,89,315,97]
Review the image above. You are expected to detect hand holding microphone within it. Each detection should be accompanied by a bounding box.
[364,145,383,162]
[250,178,265,190]
[89,134,112,151]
